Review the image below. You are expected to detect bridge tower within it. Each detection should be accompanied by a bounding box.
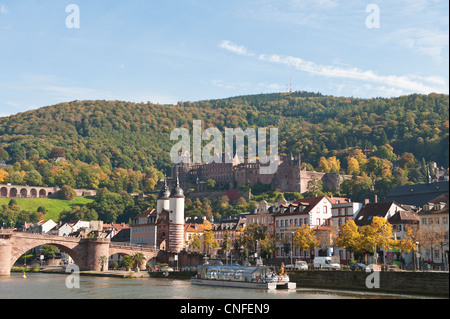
[157,178,170,213]
[168,175,185,253]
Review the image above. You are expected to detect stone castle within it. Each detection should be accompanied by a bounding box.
[174,153,350,195]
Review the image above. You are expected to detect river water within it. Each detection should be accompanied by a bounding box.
[0,273,436,299]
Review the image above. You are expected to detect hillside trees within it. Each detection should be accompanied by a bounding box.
[0,93,447,198]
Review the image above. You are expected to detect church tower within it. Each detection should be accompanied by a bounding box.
[157,178,170,213]
[168,174,185,252]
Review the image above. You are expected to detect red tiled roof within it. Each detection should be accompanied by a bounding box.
[135,208,156,218]
[326,196,350,204]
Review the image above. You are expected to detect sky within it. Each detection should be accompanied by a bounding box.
[0,0,448,117]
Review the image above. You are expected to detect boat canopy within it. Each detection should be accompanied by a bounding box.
[197,265,271,282]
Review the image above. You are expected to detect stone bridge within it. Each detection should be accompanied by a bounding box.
[0,184,96,198]
[0,230,158,276]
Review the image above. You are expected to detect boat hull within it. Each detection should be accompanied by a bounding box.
[191,278,296,290]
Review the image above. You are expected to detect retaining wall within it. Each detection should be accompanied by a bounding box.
[287,270,449,297]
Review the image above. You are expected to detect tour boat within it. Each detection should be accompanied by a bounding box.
[191,264,296,290]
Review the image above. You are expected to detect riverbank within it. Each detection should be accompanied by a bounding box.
[14,266,197,279]
[12,267,448,298]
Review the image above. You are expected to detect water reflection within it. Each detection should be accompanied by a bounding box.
[0,273,436,299]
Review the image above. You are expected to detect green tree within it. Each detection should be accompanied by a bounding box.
[25,170,43,186]
[206,179,216,190]
[9,171,24,185]
[58,185,76,201]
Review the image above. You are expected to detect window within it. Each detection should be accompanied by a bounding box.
[317,218,321,225]
[434,249,440,259]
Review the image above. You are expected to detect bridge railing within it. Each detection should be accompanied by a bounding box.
[110,242,159,251]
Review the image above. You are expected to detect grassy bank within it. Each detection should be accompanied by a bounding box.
[0,197,94,221]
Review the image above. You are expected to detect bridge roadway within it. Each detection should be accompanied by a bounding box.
[0,229,159,276]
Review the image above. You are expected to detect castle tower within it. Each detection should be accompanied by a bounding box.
[157,179,170,213]
[168,175,185,252]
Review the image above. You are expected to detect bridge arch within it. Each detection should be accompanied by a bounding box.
[9,188,17,197]
[30,188,37,198]
[39,189,46,198]
[108,246,157,270]
[0,187,7,197]
[19,188,28,198]
[10,242,86,271]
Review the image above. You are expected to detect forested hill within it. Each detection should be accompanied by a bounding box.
[0,92,448,194]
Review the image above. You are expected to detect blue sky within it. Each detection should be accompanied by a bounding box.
[0,0,448,117]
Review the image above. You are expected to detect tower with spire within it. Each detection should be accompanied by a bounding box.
[167,170,185,252]
[157,177,170,214]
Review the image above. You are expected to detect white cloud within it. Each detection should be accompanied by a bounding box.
[219,41,449,95]
[0,4,8,14]
[382,28,449,61]
[219,40,254,57]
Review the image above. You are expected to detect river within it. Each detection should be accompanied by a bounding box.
[0,273,437,299]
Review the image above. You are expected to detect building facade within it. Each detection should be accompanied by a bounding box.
[417,193,449,266]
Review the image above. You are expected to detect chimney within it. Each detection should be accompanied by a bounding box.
[363,199,370,205]
[374,195,378,203]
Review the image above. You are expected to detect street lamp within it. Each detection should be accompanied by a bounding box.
[290,231,295,266]
[381,224,391,271]
[416,241,420,271]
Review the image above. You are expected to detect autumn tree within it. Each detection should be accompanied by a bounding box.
[0,169,9,184]
[259,233,275,259]
[359,217,396,264]
[293,224,319,256]
[336,220,363,257]
[346,156,360,175]
[202,230,219,257]
[396,225,418,254]
[317,157,331,173]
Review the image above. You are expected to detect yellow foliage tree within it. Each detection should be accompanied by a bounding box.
[328,156,341,173]
[346,156,360,175]
[336,220,362,254]
[293,224,319,252]
[202,230,219,256]
[317,157,331,173]
[396,226,417,253]
[0,168,9,184]
[359,217,396,254]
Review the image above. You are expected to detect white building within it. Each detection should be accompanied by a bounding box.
[273,196,334,261]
